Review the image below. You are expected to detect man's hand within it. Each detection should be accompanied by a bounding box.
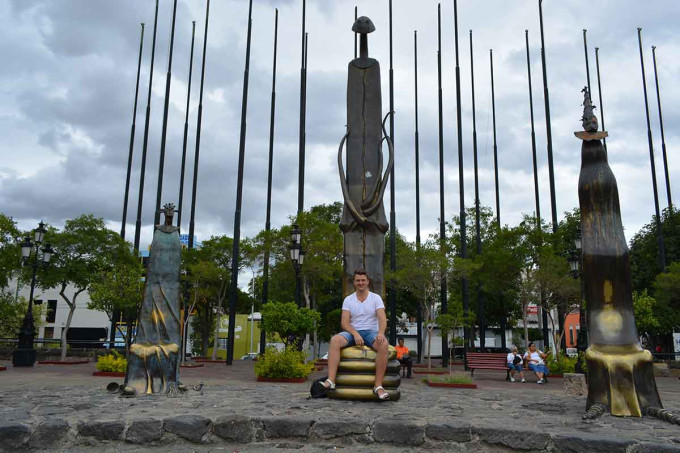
[375,333,386,345]
[353,334,364,347]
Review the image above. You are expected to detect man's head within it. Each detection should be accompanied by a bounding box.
[352,268,370,291]
[398,338,404,346]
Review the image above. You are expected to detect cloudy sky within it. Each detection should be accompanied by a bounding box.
[1,0,679,256]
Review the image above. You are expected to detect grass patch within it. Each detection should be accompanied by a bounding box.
[424,374,473,385]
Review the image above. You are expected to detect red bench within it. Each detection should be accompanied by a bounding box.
[465,352,548,383]
[465,352,511,380]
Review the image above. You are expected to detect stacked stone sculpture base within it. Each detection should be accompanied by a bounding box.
[328,345,401,401]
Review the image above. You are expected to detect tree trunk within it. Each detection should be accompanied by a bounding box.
[426,326,433,370]
[523,301,529,348]
[58,285,83,361]
[211,308,221,360]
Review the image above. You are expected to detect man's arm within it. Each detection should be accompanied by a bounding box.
[341,310,364,346]
[375,308,387,345]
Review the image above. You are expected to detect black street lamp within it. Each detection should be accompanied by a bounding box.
[13,222,54,367]
[288,224,305,308]
[568,228,587,373]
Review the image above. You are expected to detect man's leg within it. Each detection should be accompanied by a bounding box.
[372,339,389,396]
[326,334,349,387]
[405,356,412,377]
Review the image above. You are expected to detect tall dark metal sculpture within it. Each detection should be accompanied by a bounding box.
[124,203,182,396]
[576,88,662,418]
[261,8,279,355]
[387,0,398,345]
[453,0,468,362]
[637,28,666,273]
[436,4,448,360]
[338,16,393,300]
[227,0,254,366]
[538,0,557,234]
[414,29,423,363]
[122,23,145,239]
[154,0,179,226]
[472,33,488,351]
[582,30,592,96]
[651,46,673,210]
[188,0,210,249]
[525,30,541,228]
[177,21,196,229]
[298,0,307,215]
[134,0,160,253]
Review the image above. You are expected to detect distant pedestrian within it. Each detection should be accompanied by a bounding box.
[395,337,412,378]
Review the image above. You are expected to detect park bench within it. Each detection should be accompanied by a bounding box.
[465,352,548,383]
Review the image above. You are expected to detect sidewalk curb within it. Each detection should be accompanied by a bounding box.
[1,415,678,452]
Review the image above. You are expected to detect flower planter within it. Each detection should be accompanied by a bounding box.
[93,371,125,377]
[413,369,448,375]
[256,376,307,383]
[0,366,6,371]
[425,380,477,389]
[180,363,205,368]
[38,360,90,365]
[548,374,563,378]
[193,359,226,363]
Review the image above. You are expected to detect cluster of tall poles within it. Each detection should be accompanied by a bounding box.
[118,0,673,364]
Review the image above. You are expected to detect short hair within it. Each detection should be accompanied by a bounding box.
[397,337,404,342]
[353,268,368,277]
[528,342,535,348]
[511,346,518,351]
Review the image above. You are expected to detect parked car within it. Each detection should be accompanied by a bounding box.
[240,353,259,360]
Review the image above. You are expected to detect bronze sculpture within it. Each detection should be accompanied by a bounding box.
[576,88,662,418]
[124,203,182,395]
[338,16,394,298]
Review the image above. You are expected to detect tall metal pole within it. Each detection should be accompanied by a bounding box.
[436,4,448,362]
[188,0,210,250]
[121,23,145,239]
[637,28,666,273]
[388,0,398,346]
[652,46,673,210]
[115,23,145,349]
[177,21,196,230]
[538,0,557,234]
[414,29,423,364]
[582,29,592,96]
[261,8,279,356]
[133,0,160,253]
[526,31,541,226]
[154,0,179,225]
[490,49,499,227]
[227,0,254,366]
[454,0,468,364]
[594,47,607,153]
[471,32,486,352]
[297,0,307,215]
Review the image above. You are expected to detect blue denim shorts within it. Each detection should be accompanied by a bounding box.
[529,363,549,374]
[339,330,379,347]
[507,363,523,372]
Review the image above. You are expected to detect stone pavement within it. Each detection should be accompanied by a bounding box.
[1,360,680,452]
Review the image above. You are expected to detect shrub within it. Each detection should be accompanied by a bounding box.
[254,347,315,379]
[96,352,127,373]
[547,353,577,375]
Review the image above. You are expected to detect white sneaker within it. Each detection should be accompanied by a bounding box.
[537,379,544,384]
[521,379,526,383]
[510,377,515,382]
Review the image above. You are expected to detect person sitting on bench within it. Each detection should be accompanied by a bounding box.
[395,337,412,378]
[506,346,525,383]
[322,268,390,400]
[523,342,550,384]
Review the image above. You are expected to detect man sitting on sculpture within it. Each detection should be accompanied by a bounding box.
[322,268,390,400]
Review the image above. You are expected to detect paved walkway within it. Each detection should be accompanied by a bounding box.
[1,360,680,451]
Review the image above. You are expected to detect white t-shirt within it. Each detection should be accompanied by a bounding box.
[342,291,385,331]
[523,350,544,365]
[507,352,521,364]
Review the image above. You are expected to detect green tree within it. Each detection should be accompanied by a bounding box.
[630,208,680,293]
[652,261,680,332]
[0,291,45,338]
[0,214,21,288]
[260,301,320,350]
[632,290,662,335]
[87,246,144,351]
[36,215,124,361]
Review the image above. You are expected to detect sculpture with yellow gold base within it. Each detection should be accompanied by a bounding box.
[327,345,401,401]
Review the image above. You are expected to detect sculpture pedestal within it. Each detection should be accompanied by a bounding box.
[328,345,401,401]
